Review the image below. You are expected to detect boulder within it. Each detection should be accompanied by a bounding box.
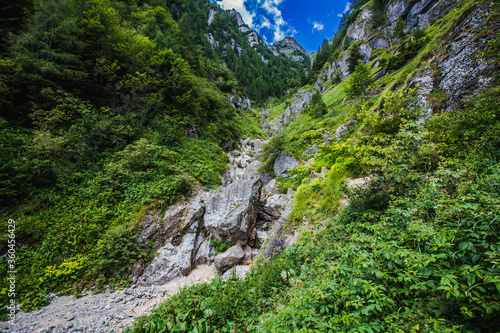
[264,179,280,194]
[221,265,250,280]
[139,190,212,285]
[214,244,245,272]
[303,145,319,157]
[204,175,263,243]
[334,120,359,142]
[274,152,299,177]
[140,233,198,285]
[244,160,263,176]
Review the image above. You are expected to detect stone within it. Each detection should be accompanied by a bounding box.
[139,190,212,285]
[221,265,250,280]
[274,152,299,177]
[347,177,371,188]
[214,244,245,272]
[303,145,319,157]
[305,158,315,167]
[185,125,199,139]
[243,160,263,176]
[264,179,280,194]
[334,120,359,141]
[409,68,434,122]
[204,175,263,243]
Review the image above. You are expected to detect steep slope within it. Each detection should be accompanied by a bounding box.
[0,0,268,318]
[127,0,500,332]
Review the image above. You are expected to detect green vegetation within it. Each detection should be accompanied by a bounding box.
[129,84,500,332]
[346,62,374,99]
[0,0,264,315]
[128,1,500,330]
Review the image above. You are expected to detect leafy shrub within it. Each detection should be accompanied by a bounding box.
[211,239,232,254]
[93,225,144,280]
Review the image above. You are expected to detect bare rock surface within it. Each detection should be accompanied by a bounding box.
[221,265,251,280]
[204,175,263,243]
[334,120,359,141]
[214,244,245,272]
[274,152,299,177]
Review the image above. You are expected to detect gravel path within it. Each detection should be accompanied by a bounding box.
[2,265,217,333]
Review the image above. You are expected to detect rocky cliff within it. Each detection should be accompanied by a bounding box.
[270,37,310,63]
[314,0,495,113]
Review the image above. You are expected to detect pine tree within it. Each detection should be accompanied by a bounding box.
[347,43,364,73]
[393,18,407,41]
[346,62,373,99]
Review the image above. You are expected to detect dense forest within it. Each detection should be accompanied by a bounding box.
[0,0,272,313]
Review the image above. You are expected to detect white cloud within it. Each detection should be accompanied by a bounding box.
[260,0,295,42]
[218,0,256,27]
[337,1,351,18]
[218,0,296,43]
[312,21,324,33]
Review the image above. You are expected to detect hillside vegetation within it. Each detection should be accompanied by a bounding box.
[128,0,500,332]
[0,0,272,314]
[0,0,499,331]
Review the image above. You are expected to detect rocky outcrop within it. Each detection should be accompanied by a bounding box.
[204,175,263,243]
[303,145,319,157]
[214,244,245,272]
[409,68,434,122]
[347,7,373,42]
[208,9,217,26]
[138,191,213,285]
[262,88,316,134]
[274,152,299,177]
[335,120,359,141]
[387,0,460,30]
[246,31,260,47]
[227,95,251,111]
[437,3,493,111]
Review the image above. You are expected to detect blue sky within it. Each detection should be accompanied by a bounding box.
[216,0,351,53]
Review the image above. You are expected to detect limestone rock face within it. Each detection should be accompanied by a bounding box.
[334,120,359,142]
[204,175,263,243]
[409,68,434,122]
[214,244,245,272]
[347,7,373,42]
[247,31,260,46]
[437,4,493,110]
[138,191,213,285]
[274,152,299,177]
[208,9,217,26]
[303,145,319,157]
[387,0,460,30]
